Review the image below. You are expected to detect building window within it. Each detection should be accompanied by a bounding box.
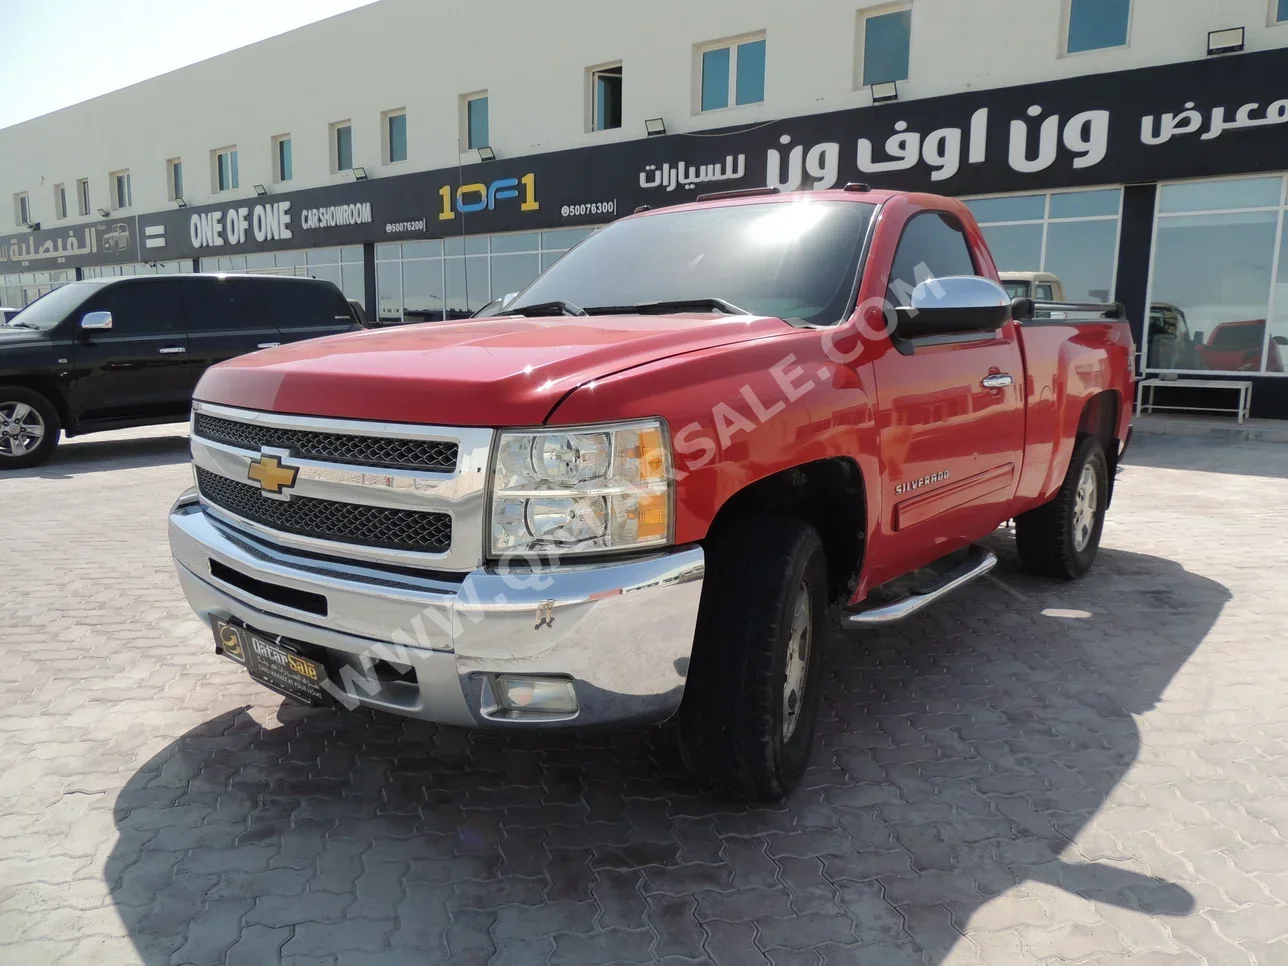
[966,187,1122,305]
[463,93,489,150]
[273,136,293,183]
[214,147,239,192]
[1066,0,1131,53]
[1277,0,1288,22]
[15,193,31,227]
[54,184,67,220]
[77,179,90,217]
[699,35,766,113]
[332,122,353,172]
[384,110,408,164]
[166,159,183,201]
[110,170,132,210]
[859,5,912,87]
[1147,174,1288,375]
[590,64,623,132]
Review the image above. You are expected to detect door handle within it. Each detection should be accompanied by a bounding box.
[257,342,281,349]
[981,373,1013,389]
[158,346,187,355]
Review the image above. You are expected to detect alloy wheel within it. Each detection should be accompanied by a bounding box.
[0,401,45,458]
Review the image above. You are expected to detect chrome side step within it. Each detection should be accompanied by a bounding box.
[842,545,998,628]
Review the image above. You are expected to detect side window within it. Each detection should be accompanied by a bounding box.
[281,281,351,329]
[82,281,182,336]
[183,279,245,331]
[886,211,978,307]
[1036,283,1055,301]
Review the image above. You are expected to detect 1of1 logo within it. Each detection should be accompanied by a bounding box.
[438,174,539,220]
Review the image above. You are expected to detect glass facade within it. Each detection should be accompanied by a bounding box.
[863,9,912,86]
[82,261,193,279]
[199,246,364,303]
[965,187,1121,302]
[1147,174,1288,374]
[1,269,75,308]
[375,228,595,323]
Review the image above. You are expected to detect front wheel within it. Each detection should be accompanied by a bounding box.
[1015,435,1109,579]
[677,515,828,800]
[0,386,60,470]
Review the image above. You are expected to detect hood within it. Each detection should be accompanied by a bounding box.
[195,313,791,425]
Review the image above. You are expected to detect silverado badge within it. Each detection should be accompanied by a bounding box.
[247,450,300,497]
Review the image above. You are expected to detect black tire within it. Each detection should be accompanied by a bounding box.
[0,385,60,470]
[1015,435,1109,580]
[677,515,828,800]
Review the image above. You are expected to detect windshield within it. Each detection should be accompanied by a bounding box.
[1002,281,1031,299]
[509,200,876,325]
[4,282,107,331]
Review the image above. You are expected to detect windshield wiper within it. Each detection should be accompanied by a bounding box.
[4,321,41,330]
[585,298,751,316]
[506,299,587,317]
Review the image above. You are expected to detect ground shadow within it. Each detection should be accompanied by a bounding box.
[8,428,190,479]
[106,539,1224,965]
[1123,432,1288,480]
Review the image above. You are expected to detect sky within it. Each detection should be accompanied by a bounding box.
[0,0,382,130]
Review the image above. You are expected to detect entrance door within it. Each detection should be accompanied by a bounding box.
[869,210,1026,583]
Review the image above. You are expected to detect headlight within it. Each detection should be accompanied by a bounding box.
[490,419,671,557]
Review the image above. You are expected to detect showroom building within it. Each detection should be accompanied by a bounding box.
[4,0,1288,416]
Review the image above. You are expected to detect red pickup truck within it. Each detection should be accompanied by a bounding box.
[169,187,1134,799]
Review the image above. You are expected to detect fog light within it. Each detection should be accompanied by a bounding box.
[495,675,578,714]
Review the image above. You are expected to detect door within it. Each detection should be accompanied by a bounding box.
[70,279,193,424]
[183,276,281,390]
[870,210,1026,580]
[271,279,362,346]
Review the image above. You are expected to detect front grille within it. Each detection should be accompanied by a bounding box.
[196,467,452,554]
[194,413,458,472]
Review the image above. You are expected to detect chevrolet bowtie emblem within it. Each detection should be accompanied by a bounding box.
[247,453,299,494]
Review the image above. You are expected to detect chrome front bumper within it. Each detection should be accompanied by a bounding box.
[168,491,704,727]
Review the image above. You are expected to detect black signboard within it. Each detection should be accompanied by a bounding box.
[6,46,1287,268]
[0,216,141,272]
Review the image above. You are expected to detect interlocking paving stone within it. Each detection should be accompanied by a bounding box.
[2,428,1288,964]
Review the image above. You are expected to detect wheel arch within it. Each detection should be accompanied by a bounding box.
[1076,388,1122,505]
[703,456,867,605]
[0,375,70,433]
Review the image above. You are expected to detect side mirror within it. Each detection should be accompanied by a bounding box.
[894,276,1011,338]
[80,311,113,331]
[1193,331,1205,345]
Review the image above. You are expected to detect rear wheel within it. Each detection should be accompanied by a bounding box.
[1015,435,1108,579]
[677,515,827,800]
[0,386,60,470]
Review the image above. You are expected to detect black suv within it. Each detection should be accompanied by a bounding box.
[0,274,360,469]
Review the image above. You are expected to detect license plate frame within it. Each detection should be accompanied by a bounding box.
[212,618,332,707]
